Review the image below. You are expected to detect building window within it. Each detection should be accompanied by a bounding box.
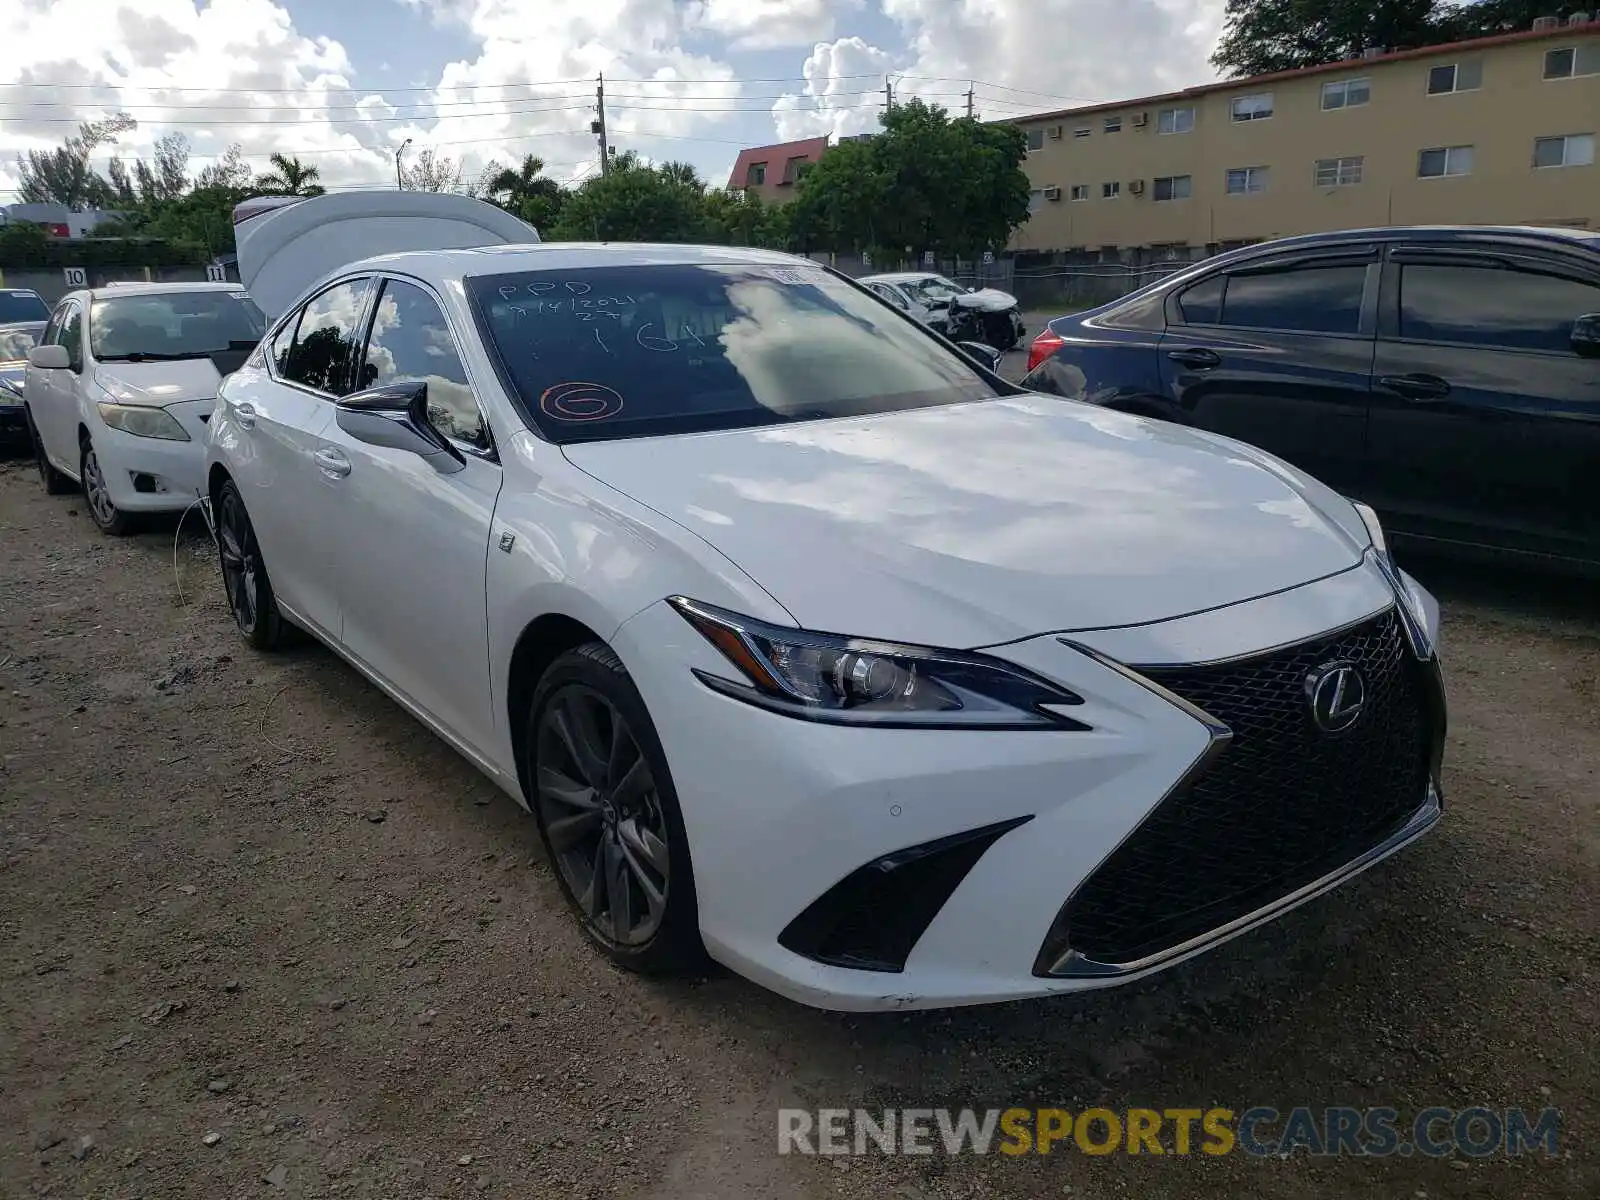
[1026,128,1045,152]
[1102,181,1121,199]
[746,162,766,186]
[1427,60,1482,94]
[1154,174,1192,201]
[1418,145,1474,177]
[1534,133,1596,168]
[1544,44,1600,79]
[1230,93,1274,122]
[1027,188,1045,213]
[1103,115,1122,133]
[1225,166,1269,194]
[1070,184,1090,201]
[1073,126,1091,139]
[781,156,809,183]
[1320,77,1371,109]
[1315,155,1365,186]
[1157,107,1195,134]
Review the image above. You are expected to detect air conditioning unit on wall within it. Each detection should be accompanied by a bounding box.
[1132,112,1148,127]
[1043,186,1062,201]
[1129,179,1146,195]
[1532,14,1561,30]
[1048,125,1063,139]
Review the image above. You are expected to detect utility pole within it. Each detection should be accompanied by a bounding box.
[593,74,611,176]
[965,83,975,119]
[884,76,894,112]
[395,137,412,189]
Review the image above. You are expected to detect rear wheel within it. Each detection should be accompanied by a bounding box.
[26,409,72,495]
[526,642,704,976]
[80,438,133,535]
[216,480,286,650]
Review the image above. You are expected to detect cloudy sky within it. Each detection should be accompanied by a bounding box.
[0,0,1228,199]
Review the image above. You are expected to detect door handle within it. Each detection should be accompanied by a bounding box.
[1379,373,1452,401]
[1167,347,1221,369]
[231,401,257,430]
[314,447,352,478]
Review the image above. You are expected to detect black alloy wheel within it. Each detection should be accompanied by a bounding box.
[528,643,703,974]
[216,480,285,649]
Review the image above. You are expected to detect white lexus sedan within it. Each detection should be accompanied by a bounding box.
[206,207,1445,1011]
[24,282,265,533]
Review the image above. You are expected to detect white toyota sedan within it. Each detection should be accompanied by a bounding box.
[24,282,265,533]
[206,194,1445,1011]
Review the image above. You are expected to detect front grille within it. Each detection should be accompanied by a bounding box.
[1054,609,1429,967]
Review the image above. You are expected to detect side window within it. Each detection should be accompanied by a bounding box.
[59,305,84,370]
[359,278,488,450]
[42,305,66,346]
[1397,262,1600,353]
[268,314,299,375]
[1177,275,1225,324]
[284,278,371,396]
[871,284,908,311]
[1217,264,1366,335]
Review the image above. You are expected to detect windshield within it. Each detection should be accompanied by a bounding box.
[0,291,49,322]
[89,290,266,361]
[0,323,43,362]
[468,263,999,443]
[902,276,967,304]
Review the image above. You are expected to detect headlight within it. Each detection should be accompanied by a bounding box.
[669,597,1088,729]
[1351,500,1437,660]
[96,402,190,441]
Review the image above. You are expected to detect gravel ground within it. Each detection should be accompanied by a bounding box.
[1,448,1596,1200]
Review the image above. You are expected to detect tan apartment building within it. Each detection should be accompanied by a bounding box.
[1009,18,1600,260]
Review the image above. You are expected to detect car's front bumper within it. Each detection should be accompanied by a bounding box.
[91,399,212,513]
[613,559,1445,1011]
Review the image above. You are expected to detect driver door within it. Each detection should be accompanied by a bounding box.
[316,274,504,758]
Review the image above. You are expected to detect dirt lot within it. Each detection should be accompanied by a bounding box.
[1,451,1596,1200]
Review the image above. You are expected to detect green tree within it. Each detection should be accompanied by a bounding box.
[255,152,325,196]
[788,100,1029,263]
[104,133,191,208]
[701,187,790,249]
[1210,1,1585,77]
[14,114,138,208]
[402,148,464,193]
[482,154,565,231]
[549,159,706,242]
[0,220,53,266]
[194,144,254,191]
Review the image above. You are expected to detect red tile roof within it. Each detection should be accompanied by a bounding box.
[726,136,831,190]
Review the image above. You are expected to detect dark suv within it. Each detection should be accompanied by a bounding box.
[1022,226,1600,575]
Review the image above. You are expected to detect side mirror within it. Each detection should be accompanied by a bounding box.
[335,380,465,474]
[955,340,1003,373]
[1573,313,1600,359]
[27,344,70,371]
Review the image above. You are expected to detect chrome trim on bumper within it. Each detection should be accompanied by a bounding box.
[1038,783,1442,979]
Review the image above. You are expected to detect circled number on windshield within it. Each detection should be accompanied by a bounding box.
[539,381,625,422]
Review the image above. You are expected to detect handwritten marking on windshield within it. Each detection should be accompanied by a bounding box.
[540,381,624,421]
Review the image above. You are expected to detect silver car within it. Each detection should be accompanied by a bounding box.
[859,272,1025,349]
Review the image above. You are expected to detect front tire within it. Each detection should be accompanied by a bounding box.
[80,438,132,534]
[526,642,704,976]
[27,409,72,495]
[216,480,286,650]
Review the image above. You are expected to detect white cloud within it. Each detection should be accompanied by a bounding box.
[771,37,894,142]
[694,0,857,51]
[771,0,1226,146]
[0,0,401,195]
[881,0,1227,115]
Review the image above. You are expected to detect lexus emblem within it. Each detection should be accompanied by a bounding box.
[1306,662,1366,733]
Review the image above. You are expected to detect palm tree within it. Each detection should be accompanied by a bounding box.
[657,160,703,190]
[255,153,324,197]
[484,154,564,229]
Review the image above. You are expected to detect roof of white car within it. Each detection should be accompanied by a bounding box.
[87,281,245,300]
[345,241,816,280]
[858,272,946,285]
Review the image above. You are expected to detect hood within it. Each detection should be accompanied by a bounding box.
[94,359,224,407]
[563,397,1368,649]
[952,288,1017,313]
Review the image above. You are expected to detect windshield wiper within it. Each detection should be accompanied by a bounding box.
[97,351,214,362]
